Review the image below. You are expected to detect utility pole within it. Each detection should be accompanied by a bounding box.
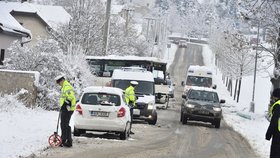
[124,7,134,36]
[145,17,156,42]
[103,0,111,56]
[146,19,150,41]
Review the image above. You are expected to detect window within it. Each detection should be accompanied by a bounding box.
[81,93,121,106]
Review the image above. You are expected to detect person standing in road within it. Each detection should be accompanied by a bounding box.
[266,88,280,158]
[125,81,138,134]
[55,75,76,147]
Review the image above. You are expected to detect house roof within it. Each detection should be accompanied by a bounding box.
[0,1,71,30]
[0,23,30,37]
[0,7,31,37]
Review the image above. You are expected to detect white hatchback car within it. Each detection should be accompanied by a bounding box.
[73,86,131,140]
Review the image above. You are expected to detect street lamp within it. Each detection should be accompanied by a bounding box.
[241,13,259,113]
[250,21,260,113]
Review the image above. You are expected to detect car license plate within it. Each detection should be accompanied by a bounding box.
[198,110,209,115]
[91,111,109,117]
[133,109,140,115]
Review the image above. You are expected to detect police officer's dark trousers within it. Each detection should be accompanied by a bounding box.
[130,105,133,129]
[61,108,73,147]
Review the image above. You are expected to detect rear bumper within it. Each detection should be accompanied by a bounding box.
[74,114,127,132]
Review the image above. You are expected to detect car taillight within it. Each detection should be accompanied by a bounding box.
[76,104,83,115]
[117,107,126,117]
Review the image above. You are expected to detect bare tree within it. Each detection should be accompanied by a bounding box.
[238,0,280,95]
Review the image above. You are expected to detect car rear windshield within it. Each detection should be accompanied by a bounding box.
[112,80,154,95]
[81,93,121,106]
[188,90,219,103]
[186,76,212,87]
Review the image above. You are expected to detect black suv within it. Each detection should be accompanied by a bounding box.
[180,87,225,128]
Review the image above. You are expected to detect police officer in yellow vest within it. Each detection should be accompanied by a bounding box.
[266,88,280,158]
[125,81,138,134]
[55,75,76,147]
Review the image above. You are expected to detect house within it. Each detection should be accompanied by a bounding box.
[0,1,71,64]
[0,9,32,65]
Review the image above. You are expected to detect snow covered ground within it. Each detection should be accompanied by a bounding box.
[0,43,272,158]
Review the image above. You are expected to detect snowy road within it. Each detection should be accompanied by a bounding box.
[34,44,258,158]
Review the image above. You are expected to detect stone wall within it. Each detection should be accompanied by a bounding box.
[0,70,39,107]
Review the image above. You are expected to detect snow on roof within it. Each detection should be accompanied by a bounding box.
[0,8,31,36]
[0,1,71,30]
[112,69,154,82]
[83,86,124,95]
[188,65,213,72]
[86,55,167,64]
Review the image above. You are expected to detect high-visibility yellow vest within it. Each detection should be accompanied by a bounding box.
[269,100,280,132]
[125,85,136,106]
[59,80,76,111]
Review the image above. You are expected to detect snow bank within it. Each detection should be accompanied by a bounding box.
[0,94,58,158]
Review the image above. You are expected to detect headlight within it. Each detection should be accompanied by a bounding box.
[213,107,222,112]
[148,102,154,110]
[186,104,195,108]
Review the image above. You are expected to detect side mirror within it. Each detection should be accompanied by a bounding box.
[212,85,217,89]
[182,94,186,99]
[76,100,79,103]
[220,99,225,103]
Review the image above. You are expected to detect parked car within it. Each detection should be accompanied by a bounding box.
[73,86,131,140]
[180,86,225,128]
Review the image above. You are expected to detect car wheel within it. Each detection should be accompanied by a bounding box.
[214,119,221,128]
[148,112,157,125]
[182,114,187,125]
[120,123,130,140]
[73,127,85,136]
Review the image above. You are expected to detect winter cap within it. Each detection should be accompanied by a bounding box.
[130,81,138,85]
[272,88,280,98]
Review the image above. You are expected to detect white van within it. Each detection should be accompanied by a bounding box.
[111,67,157,125]
[184,65,216,91]
[182,65,216,106]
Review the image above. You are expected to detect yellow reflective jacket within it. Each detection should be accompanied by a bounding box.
[59,80,76,111]
[269,100,280,132]
[125,85,136,106]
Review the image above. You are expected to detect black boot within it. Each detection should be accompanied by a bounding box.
[63,139,72,147]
